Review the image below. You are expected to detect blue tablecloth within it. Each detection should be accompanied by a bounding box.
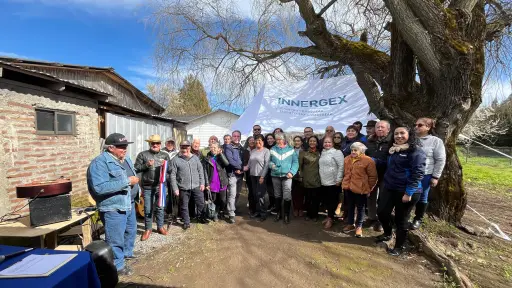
[0,245,101,288]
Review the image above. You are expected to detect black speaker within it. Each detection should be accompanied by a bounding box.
[29,194,72,226]
[85,240,119,288]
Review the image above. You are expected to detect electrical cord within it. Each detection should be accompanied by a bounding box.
[0,189,44,224]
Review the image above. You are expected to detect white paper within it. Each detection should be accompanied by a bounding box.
[0,254,77,277]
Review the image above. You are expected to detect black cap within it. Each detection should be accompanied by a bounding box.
[180,140,191,147]
[364,120,377,127]
[105,133,133,146]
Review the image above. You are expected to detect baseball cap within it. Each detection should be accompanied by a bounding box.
[364,120,377,127]
[166,137,175,143]
[105,133,133,146]
[180,140,191,147]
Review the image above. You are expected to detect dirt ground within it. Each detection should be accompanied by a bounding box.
[422,185,512,288]
[118,194,443,288]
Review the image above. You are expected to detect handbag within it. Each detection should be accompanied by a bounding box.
[204,189,217,220]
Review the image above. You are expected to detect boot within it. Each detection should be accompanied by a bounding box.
[274,198,282,222]
[157,227,168,235]
[141,230,151,241]
[411,202,428,230]
[284,200,291,224]
[269,196,275,213]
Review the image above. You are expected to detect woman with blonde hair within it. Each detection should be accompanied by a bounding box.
[342,142,378,237]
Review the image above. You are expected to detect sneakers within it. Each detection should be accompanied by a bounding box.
[324,217,333,229]
[118,266,133,276]
[227,216,235,224]
[375,233,392,243]
[183,223,191,230]
[387,246,404,256]
[355,227,363,238]
[342,224,356,233]
[410,219,422,230]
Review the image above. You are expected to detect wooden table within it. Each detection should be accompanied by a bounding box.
[0,211,93,249]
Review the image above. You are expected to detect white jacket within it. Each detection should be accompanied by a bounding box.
[319,148,344,186]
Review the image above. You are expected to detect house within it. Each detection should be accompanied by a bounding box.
[174,110,240,147]
[0,57,187,216]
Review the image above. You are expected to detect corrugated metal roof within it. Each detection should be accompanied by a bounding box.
[0,56,163,112]
[172,109,239,122]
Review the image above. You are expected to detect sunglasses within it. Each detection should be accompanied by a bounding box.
[253,128,261,131]
[151,142,161,146]
[326,130,334,132]
[304,130,313,133]
[415,123,425,127]
[113,145,128,150]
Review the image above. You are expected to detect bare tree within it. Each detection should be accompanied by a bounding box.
[460,106,507,143]
[147,0,512,223]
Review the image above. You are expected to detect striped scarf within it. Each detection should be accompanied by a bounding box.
[158,160,168,207]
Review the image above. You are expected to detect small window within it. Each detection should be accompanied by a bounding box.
[36,109,76,135]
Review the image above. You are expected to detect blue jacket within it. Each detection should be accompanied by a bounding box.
[269,144,299,177]
[223,144,242,174]
[87,151,136,212]
[384,147,426,195]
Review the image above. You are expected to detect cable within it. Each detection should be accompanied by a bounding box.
[0,189,44,224]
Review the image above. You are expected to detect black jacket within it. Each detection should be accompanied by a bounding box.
[134,150,171,189]
[365,134,393,178]
[203,153,229,188]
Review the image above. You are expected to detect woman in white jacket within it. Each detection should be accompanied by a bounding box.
[411,117,446,230]
[319,137,345,229]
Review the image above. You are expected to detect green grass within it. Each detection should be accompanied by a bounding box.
[459,153,512,195]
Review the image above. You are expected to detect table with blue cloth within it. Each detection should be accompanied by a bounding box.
[0,245,101,288]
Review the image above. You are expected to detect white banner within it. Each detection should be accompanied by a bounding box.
[231,75,378,135]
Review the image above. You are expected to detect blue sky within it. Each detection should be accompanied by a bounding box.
[0,0,509,111]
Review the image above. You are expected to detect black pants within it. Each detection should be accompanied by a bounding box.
[213,190,227,213]
[378,188,420,248]
[246,172,255,213]
[266,174,275,208]
[322,185,339,219]
[180,187,205,225]
[250,176,267,216]
[305,187,321,219]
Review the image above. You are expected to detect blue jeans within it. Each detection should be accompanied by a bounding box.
[347,190,367,228]
[419,175,433,204]
[144,188,164,230]
[125,203,137,258]
[100,206,133,271]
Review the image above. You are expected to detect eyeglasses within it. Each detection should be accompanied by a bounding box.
[334,136,342,139]
[151,142,161,146]
[113,145,128,150]
[326,129,334,132]
[253,128,261,131]
[304,130,313,133]
[415,123,425,127]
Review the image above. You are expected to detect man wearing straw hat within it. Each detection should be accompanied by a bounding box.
[135,134,172,241]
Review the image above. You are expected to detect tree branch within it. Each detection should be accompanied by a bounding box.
[318,0,338,17]
[385,0,441,77]
[449,0,480,16]
[485,0,512,42]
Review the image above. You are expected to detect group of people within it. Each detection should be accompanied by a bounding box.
[86,117,446,275]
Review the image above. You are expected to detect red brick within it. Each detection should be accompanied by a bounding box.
[25,153,46,158]
[24,166,39,170]
[14,117,35,122]
[14,160,30,165]
[7,168,20,173]
[17,148,31,152]
[7,101,34,110]
[9,180,23,186]
[7,172,32,178]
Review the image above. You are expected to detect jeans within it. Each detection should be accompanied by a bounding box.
[100,208,131,270]
[291,179,305,211]
[227,175,238,217]
[143,188,164,230]
[180,187,205,225]
[347,190,368,228]
[251,176,267,216]
[378,188,420,248]
[322,185,339,218]
[272,177,292,201]
[305,187,321,219]
[125,202,137,258]
[419,174,433,203]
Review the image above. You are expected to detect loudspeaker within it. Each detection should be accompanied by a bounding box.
[85,240,119,288]
[29,194,72,226]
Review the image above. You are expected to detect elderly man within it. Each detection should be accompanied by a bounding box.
[135,134,171,241]
[87,133,139,276]
[364,120,377,139]
[232,130,247,211]
[365,120,392,232]
[170,140,206,230]
[302,127,314,150]
[191,138,202,158]
[163,137,178,159]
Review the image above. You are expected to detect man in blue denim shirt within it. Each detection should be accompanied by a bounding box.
[87,133,139,276]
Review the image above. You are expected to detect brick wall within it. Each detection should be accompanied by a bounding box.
[0,80,100,216]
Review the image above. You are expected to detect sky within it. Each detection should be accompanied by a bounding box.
[0,0,510,113]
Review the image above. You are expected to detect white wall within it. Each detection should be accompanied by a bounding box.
[186,111,239,147]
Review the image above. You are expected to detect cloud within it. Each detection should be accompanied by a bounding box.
[0,51,30,59]
[127,66,158,78]
[7,0,145,16]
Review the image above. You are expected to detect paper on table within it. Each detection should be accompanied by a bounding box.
[0,254,77,278]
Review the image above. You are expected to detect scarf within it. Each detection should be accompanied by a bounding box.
[157,160,168,207]
[389,143,410,154]
[309,146,317,153]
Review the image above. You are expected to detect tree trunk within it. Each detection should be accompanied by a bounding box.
[430,138,467,224]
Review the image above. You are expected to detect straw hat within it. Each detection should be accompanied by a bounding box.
[145,134,162,143]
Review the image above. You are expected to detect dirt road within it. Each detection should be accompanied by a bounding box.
[120,202,441,288]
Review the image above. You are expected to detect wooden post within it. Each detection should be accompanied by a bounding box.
[81,218,92,247]
[44,231,58,249]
